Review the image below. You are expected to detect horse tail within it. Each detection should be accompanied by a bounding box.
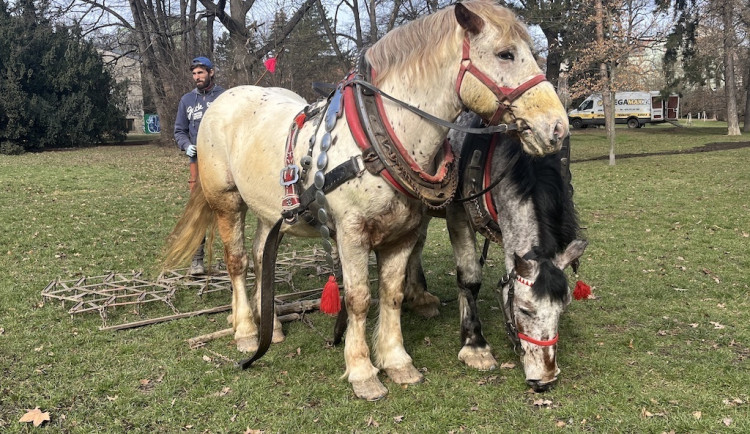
[162,176,216,270]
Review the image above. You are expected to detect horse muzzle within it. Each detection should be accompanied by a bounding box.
[526,377,557,392]
[517,119,567,156]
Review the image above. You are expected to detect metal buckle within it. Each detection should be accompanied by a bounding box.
[280,165,300,186]
[351,155,366,177]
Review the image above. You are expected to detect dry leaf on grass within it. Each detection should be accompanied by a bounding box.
[366,415,379,427]
[500,362,516,369]
[641,407,666,418]
[214,386,231,397]
[723,417,733,426]
[244,429,264,434]
[19,407,50,427]
[723,398,744,406]
[393,415,404,423]
[533,398,553,407]
[692,411,702,419]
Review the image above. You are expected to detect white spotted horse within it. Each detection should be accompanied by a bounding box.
[163,1,568,401]
[405,111,586,392]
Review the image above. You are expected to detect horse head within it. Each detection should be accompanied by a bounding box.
[500,239,587,392]
[453,1,568,156]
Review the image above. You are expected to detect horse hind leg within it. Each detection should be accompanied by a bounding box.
[374,244,424,387]
[447,205,497,371]
[403,215,440,318]
[213,198,258,353]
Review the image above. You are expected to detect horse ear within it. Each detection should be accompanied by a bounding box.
[514,252,533,277]
[553,239,588,270]
[455,2,485,34]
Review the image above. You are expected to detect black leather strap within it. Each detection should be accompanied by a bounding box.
[238,217,284,369]
[298,156,363,217]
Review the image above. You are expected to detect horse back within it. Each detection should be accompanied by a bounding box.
[197,86,308,223]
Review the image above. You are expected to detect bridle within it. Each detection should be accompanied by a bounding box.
[455,34,548,126]
[497,270,559,356]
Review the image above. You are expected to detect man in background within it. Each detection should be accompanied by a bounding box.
[174,56,226,275]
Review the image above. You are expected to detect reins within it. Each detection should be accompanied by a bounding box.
[350,79,519,136]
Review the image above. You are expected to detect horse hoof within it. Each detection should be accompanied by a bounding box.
[458,346,497,371]
[272,327,285,343]
[352,377,388,401]
[406,292,441,318]
[384,365,424,385]
[236,336,259,353]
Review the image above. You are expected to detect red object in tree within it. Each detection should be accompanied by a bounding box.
[320,275,341,315]
[573,280,591,300]
[263,57,277,73]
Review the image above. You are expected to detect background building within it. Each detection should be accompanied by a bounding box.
[99,50,145,134]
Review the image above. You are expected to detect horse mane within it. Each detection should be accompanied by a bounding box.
[498,134,580,301]
[366,0,532,84]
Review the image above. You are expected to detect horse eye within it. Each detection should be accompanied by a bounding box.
[518,307,533,316]
[497,50,514,61]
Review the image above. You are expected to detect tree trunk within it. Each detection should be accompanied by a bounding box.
[128,0,181,146]
[744,62,750,132]
[595,0,616,165]
[722,1,740,135]
[544,31,562,88]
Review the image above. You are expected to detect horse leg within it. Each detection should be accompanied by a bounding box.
[374,242,424,386]
[213,200,258,353]
[338,242,386,401]
[250,220,285,344]
[403,215,441,318]
[446,204,497,370]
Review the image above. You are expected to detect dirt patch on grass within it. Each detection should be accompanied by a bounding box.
[573,141,750,163]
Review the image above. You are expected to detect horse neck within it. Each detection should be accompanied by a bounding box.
[490,144,541,271]
[496,184,540,272]
[376,66,462,168]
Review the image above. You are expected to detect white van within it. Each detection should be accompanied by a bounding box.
[568,91,680,129]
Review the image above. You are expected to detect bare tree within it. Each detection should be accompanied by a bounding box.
[720,0,741,135]
[594,0,616,165]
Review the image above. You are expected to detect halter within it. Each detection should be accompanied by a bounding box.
[455,34,548,125]
[497,271,559,356]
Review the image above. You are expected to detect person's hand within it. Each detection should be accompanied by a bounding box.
[186,144,197,157]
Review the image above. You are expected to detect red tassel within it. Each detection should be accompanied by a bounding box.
[320,275,341,315]
[573,280,591,300]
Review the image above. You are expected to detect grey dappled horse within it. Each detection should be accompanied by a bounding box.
[406,112,586,392]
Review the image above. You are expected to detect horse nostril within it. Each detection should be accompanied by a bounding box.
[552,120,566,141]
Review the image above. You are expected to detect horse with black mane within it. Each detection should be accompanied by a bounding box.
[163,0,568,400]
[405,112,586,392]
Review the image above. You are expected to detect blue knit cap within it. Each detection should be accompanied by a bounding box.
[191,56,214,70]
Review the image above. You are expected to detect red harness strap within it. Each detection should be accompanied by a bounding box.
[342,79,415,198]
[512,275,560,347]
[518,332,559,346]
[371,75,456,184]
[455,34,548,125]
[483,134,499,222]
[280,112,307,220]
[343,70,457,199]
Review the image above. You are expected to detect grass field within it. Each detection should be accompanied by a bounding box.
[1,122,748,432]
